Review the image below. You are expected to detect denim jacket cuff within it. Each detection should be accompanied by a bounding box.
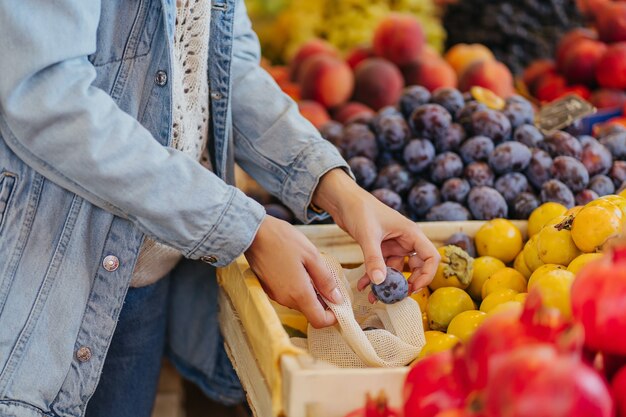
[187,188,266,266]
[280,139,352,224]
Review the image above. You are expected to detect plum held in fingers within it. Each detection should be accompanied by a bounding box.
[371,267,409,304]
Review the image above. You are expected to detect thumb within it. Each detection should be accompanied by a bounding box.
[360,239,387,285]
[306,253,344,305]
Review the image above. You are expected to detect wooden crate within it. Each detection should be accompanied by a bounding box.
[217,221,527,417]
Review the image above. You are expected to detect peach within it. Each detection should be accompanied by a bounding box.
[458,60,514,98]
[561,39,607,85]
[591,89,626,109]
[298,55,354,108]
[401,57,457,92]
[353,58,405,110]
[289,38,339,81]
[266,65,290,85]
[523,60,557,95]
[597,2,626,43]
[534,73,568,103]
[418,45,442,62]
[596,42,626,89]
[333,102,375,124]
[556,28,598,72]
[373,13,425,66]
[346,45,375,70]
[298,100,331,129]
[444,43,495,76]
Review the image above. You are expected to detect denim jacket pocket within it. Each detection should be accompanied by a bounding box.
[0,171,17,235]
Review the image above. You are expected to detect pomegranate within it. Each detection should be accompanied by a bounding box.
[344,392,401,417]
[484,344,614,417]
[465,291,569,389]
[403,348,469,417]
[572,244,626,355]
[612,366,626,417]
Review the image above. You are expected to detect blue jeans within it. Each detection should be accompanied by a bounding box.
[85,275,171,417]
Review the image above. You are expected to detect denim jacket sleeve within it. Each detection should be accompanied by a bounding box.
[0,0,265,266]
[230,0,350,223]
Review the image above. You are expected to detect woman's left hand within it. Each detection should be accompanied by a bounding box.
[312,169,440,302]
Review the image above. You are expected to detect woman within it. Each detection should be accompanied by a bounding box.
[0,1,439,416]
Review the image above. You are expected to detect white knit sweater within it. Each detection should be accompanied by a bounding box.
[131,0,212,287]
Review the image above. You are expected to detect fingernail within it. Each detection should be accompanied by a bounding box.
[372,269,385,285]
[330,287,344,304]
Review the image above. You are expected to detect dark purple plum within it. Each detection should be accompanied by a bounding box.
[434,123,466,153]
[374,163,412,195]
[431,87,465,116]
[595,123,626,139]
[265,203,294,223]
[578,135,598,148]
[511,192,540,220]
[371,267,409,304]
[495,172,530,204]
[399,86,431,119]
[425,202,471,221]
[588,175,615,196]
[403,139,435,174]
[514,124,544,148]
[407,181,441,218]
[506,95,533,106]
[581,140,612,176]
[467,186,508,220]
[539,131,582,159]
[444,232,477,257]
[348,156,378,189]
[319,121,343,146]
[430,152,464,184]
[464,162,495,187]
[575,189,599,206]
[471,109,512,143]
[372,114,410,152]
[459,136,494,164]
[371,188,403,211]
[456,101,488,132]
[489,142,532,174]
[525,148,553,190]
[410,104,452,140]
[503,100,534,130]
[599,132,626,160]
[540,179,575,208]
[339,123,379,160]
[551,156,589,193]
[377,106,402,118]
[441,177,471,203]
[610,161,626,188]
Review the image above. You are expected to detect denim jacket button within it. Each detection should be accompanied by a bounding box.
[210,91,222,100]
[155,70,168,86]
[76,346,92,362]
[102,255,120,272]
[200,255,218,264]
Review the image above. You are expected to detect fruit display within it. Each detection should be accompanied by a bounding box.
[341,197,626,417]
[523,1,626,106]
[310,85,626,222]
[442,0,585,75]
[245,0,445,65]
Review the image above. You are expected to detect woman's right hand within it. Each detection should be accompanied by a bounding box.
[244,215,343,328]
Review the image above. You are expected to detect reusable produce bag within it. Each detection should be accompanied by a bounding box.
[291,255,426,368]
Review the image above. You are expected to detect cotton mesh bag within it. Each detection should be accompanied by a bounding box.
[291,254,426,368]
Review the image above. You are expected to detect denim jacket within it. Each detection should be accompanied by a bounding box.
[0,0,347,415]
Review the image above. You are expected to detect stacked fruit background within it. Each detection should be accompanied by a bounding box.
[522,0,626,107]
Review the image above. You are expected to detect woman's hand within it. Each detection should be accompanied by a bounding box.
[245,215,343,328]
[313,169,440,302]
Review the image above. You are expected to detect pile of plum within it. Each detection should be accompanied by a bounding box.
[319,86,626,221]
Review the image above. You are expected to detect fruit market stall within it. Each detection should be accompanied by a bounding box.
[216,1,626,416]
